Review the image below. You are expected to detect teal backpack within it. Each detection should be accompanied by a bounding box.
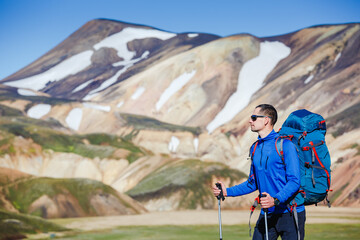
[277,109,332,206]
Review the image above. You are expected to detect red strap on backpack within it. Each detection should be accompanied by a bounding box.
[251,141,259,160]
[309,141,331,188]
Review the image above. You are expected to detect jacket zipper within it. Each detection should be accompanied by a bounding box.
[260,142,265,167]
[265,156,269,170]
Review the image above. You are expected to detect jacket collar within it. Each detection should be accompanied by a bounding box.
[257,129,278,142]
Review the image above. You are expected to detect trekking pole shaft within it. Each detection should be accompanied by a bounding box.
[218,199,222,240]
[264,210,269,240]
[260,194,269,240]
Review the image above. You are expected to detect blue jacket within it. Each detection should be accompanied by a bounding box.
[227,130,304,214]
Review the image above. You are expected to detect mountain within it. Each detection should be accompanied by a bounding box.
[0,19,359,214]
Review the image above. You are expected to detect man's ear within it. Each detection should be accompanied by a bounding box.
[265,117,271,126]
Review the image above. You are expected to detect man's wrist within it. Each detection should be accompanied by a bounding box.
[273,197,280,206]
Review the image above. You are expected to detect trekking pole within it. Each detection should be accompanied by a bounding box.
[216,183,225,240]
[261,194,269,240]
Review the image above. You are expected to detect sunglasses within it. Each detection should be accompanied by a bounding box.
[251,115,272,121]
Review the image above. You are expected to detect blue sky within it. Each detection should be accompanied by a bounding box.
[0,0,359,80]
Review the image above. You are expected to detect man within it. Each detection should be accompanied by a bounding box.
[213,104,305,240]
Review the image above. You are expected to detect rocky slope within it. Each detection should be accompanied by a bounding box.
[0,19,359,213]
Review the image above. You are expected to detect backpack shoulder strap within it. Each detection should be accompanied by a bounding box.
[249,141,259,161]
[275,137,286,165]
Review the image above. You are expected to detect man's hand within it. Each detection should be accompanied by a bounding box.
[212,181,227,197]
[260,192,275,208]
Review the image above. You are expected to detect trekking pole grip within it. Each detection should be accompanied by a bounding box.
[216,183,225,201]
[260,194,268,213]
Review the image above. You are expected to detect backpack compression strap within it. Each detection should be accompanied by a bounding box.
[249,196,260,237]
[275,136,293,165]
[303,141,332,207]
[302,141,331,189]
[289,199,301,240]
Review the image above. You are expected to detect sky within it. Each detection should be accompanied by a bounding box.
[0,0,359,80]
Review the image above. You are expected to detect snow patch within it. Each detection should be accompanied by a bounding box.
[304,75,314,84]
[156,70,196,111]
[66,108,83,131]
[83,51,149,100]
[84,68,127,100]
[4,51,93,91]
[27,104,51,119]
[188,33,199,38]
[193,138,199,153]
[131,87,146,100]
[206,41,291,133]
[117,101,124,108]
[83,103,111,112]
[17,89,38,96]
[94,27,175,61]
[72,79,95,93]
[112,51,149,67]
[335,52,341,62]
[168,136,180,152]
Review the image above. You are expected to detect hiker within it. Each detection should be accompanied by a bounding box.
[213,104,306,240]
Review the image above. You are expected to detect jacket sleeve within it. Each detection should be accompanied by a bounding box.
[274,139,300,203]
[226,161,257,197]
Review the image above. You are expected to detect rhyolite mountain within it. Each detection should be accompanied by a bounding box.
[0,19,359,216]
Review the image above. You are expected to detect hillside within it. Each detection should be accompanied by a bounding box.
[0,167,146,218]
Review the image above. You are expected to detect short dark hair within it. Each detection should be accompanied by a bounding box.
[256,104,277,126]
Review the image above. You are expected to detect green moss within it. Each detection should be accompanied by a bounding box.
[80,133,146,162]
[121,113,202,136]
[0,117,147,162]
[127,159,246,209]
[123,129,140,141]
[0,104,23,116]
[349,143,360,155]
[0,209,67,238]
[225,131,232,138]
[0,132,16,156]
[330,183,349,203]
[64,178,119,213]
[82,133,143,154]
[5,177,121,215]
[0,86,75,106]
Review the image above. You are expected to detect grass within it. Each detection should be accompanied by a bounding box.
[35,224,360,240]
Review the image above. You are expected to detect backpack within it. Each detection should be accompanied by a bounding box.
[277,109,331,206]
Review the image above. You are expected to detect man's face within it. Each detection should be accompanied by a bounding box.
[249,107,267,132]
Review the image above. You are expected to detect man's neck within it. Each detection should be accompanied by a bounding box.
[258,127,273,139]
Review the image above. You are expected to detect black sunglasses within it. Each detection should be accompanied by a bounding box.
[251,115,272,121]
